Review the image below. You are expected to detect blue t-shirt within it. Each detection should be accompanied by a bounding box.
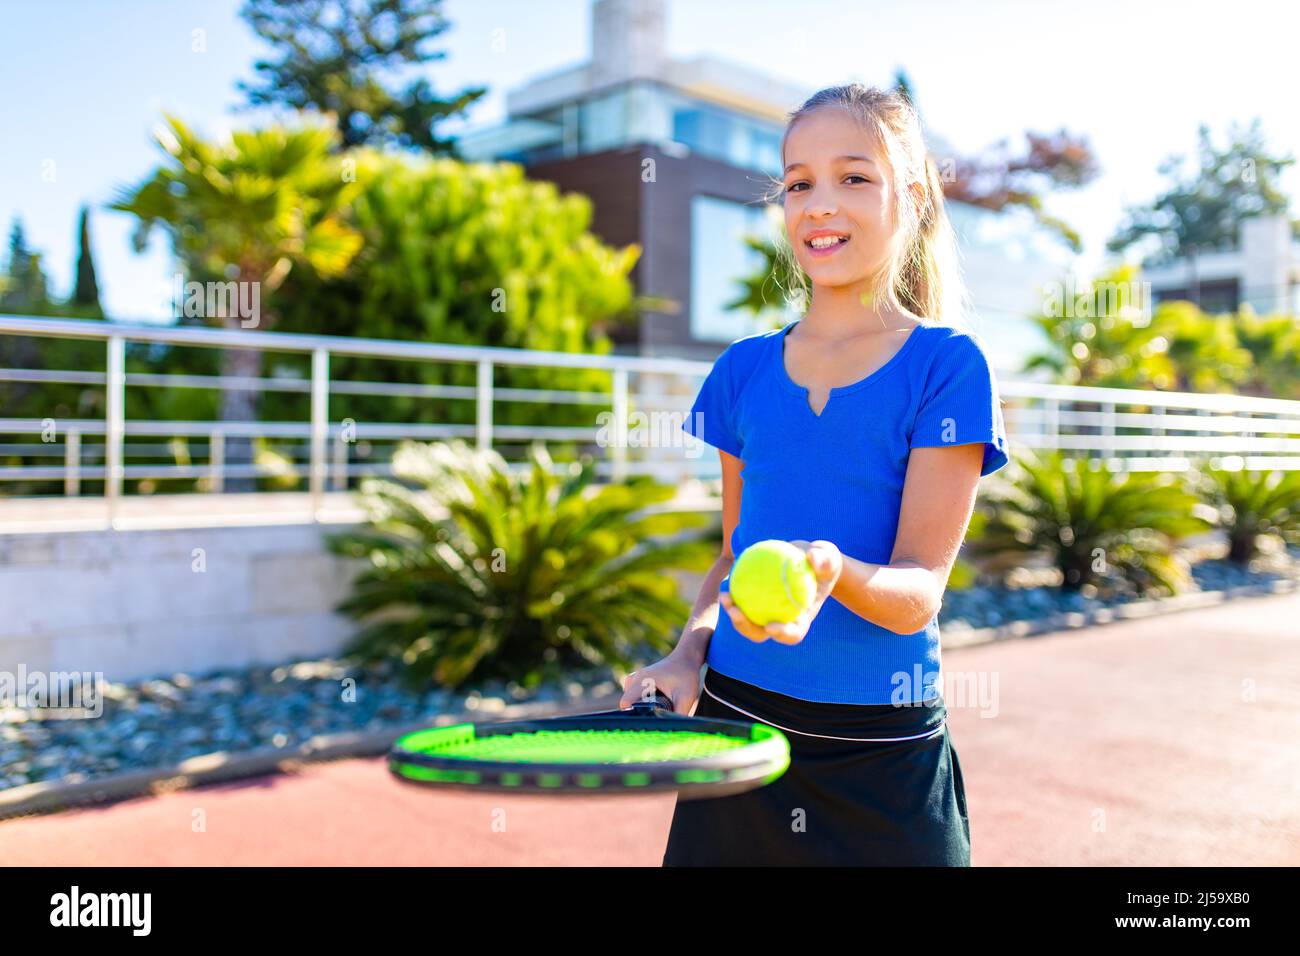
[681,319,1008,705]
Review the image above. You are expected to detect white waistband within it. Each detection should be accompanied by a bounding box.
[703,683,947,743]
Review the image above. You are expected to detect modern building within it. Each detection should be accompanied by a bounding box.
[458,0,807,362]
[1142,214,1300,316]
[458,0,1073,372]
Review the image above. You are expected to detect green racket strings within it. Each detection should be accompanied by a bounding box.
[399,724,753,764]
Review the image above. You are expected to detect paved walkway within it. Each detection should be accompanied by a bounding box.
[3,594,1298,866]
[1,486,720,534]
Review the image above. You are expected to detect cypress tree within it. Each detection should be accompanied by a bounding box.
[73,205,104,318]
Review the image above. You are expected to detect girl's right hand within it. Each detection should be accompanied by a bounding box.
[618,650,703,714]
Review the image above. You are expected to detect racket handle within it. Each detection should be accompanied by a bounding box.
[631,689,675,714]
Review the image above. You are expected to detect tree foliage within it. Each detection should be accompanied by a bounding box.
[970,452,1209,595]
[1108,120,1297,262]
[943,128,1100,252]
[238,0,484,153]
[110,114,365,486]
[110,114,363,295]
[0,220,49,314]
[890,72,1101,250]
[268,151,640,429]
[1196,466,1300,564]
[1234,311,1300,400]
[1025,265,1300,398]
[73,205,103,317]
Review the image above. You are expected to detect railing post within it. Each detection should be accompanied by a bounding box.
[209,429,225,493]
[1102,402,1117,464]
[476,360,493,452]
[64,428,80,496]
[332,433,348,491]
[611,367,629,483]
[310,348,329,518]
[105,335,125,526]
[1045,398,1060,452]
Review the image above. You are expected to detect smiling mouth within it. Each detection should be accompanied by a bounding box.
[805,235,850,253]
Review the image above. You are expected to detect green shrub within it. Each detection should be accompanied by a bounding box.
[970,452,1210,595]
[269,152,640,432]
[944,558,979,591]
[947,509,989,590]
[327,439,716,689]
[1197,465,1300,563]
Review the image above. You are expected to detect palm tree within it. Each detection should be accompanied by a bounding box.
[111,114,363,488]
[1197,466,1300,563]
[970,452,1210,595]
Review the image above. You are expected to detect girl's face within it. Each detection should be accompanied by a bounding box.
[781,107,899,294]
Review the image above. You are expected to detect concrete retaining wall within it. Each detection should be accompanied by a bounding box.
[0,518,716,685]
[0,523,364,683]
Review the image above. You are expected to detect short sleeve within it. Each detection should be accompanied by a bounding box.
[911,334,1008,476]
[681,345,743,458]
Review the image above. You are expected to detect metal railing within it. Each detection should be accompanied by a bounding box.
[0,315,713,522]
[4,314,1300,523]
[998,379,1300,470]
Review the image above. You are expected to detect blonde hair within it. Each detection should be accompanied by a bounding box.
[772,83,969,328]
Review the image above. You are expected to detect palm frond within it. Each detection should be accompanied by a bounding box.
[330,439,715,688]
[970,451,1208,595]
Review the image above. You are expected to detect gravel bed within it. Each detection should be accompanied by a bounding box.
[0,661,619,792]
[938,556,1299,631]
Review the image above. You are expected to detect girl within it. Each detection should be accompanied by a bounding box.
[618,84,1008,866]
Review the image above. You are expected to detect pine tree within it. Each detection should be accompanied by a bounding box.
[6,219,30,271]
[893,68,915,109]
[1,218,49,313]
[0,218,50,418]
[238,0,484,154]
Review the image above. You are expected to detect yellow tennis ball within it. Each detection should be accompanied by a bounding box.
[728,539,818,626]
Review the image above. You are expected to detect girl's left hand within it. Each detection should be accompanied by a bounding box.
[720,539,844,645]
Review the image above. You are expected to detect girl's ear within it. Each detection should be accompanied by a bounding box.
[908,179,927,220]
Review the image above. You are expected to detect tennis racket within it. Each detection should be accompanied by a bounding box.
[388,688,790,800]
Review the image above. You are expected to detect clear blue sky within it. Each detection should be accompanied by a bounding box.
[2,0,1297,320]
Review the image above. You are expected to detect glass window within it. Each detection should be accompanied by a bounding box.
[751,128,782,174]
[580,90,628,154]
[672,105,729,156]
[626,83,671,144]
[691,196,790,341]
[509,84,786,171]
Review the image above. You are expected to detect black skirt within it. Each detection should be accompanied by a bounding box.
[662,668,971,866]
